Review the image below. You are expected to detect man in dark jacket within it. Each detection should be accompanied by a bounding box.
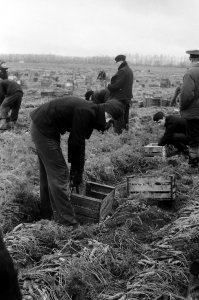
[107,54,134,134]
[0,79,23,130]
[30,97,123,228]
[180,50,199,166]
[153,111,189,155]
[0,61,8,80]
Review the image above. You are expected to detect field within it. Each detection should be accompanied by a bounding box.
[0,61,196,300]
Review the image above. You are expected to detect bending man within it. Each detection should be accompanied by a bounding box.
[30,96,123,228]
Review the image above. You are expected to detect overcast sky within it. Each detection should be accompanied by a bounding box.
[1,0,198,58]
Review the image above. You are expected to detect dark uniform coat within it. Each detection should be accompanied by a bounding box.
[180,63,199,119]
[180,63,199,147]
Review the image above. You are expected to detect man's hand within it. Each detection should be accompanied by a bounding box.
[69,169,83,192]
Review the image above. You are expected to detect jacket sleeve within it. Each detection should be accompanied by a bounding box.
[108,69,126,91]
[180,73,195,110]
[68,109,93,174]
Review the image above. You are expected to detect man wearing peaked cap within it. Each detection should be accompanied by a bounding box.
[186,49,199,58]
[115,54,126,62]
[180,49,199,167]
[107,54,134,134]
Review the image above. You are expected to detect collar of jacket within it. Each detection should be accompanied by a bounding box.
[190,62,199,67]
[118,61,127,70]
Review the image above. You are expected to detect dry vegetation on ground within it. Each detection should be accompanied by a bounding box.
[0,63,196,300]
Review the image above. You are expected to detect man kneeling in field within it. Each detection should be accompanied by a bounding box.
[153,111,189,157]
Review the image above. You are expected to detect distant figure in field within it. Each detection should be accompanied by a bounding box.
[0,230,22,299]
[97,70,106,81]
[170,85,181,107]
[107,54,134,134]
[0,79,23,130]
[0,61,8,80]
[153,111,189,156]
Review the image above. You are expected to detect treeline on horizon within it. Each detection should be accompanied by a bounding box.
[0,53,188,67]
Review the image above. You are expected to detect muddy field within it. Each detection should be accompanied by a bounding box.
[0,62,197,300]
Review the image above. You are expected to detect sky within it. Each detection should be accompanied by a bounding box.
[1,0,199,58]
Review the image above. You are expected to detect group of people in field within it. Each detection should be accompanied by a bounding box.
[1,50,199,299]
[2,50,199,228]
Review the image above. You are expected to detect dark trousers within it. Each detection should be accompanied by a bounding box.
[186,119,199,147]
[30,122,77,226]
[0,92,23,121]
[167,133,189,152]
[114,102,130,134]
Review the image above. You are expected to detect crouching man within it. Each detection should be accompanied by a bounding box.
[0,79,23,130]
[30,96,123,229]
[153,111,189,156]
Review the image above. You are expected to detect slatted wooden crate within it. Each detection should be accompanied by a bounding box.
[127,175,176,201]
[144,143,166,160]
[70,181,115,224]
[160,78,171,88]
[41,91,54,97]
[144,97,161,107]
[160,99,170,107]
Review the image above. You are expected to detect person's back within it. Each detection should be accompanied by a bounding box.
[164,115,187,135]
[153,111,189,155]
[0,79,23,96]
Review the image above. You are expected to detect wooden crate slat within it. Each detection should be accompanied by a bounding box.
[74,205,100,219]
[100,189,115,220]
[71,194,101,210]
[76,215,98,224]
[129,184,172,192]
[128,177,172,185]
[87,181,115,193]
[129,191,173,199]
[87,190,107,200]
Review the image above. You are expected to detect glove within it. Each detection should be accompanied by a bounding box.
[70,169,83,190]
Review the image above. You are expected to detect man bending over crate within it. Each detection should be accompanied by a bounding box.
[30,96,124,229]
[153,111,189,157]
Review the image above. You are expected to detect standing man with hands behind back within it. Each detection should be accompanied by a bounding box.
[107,54,134,134]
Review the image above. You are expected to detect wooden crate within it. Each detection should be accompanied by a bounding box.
[127,175,176,201]
[160,78,171,88]
[144,97,161,107]
[70,181,115,224]
[160,99,170,107]
[144,143,166,160]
